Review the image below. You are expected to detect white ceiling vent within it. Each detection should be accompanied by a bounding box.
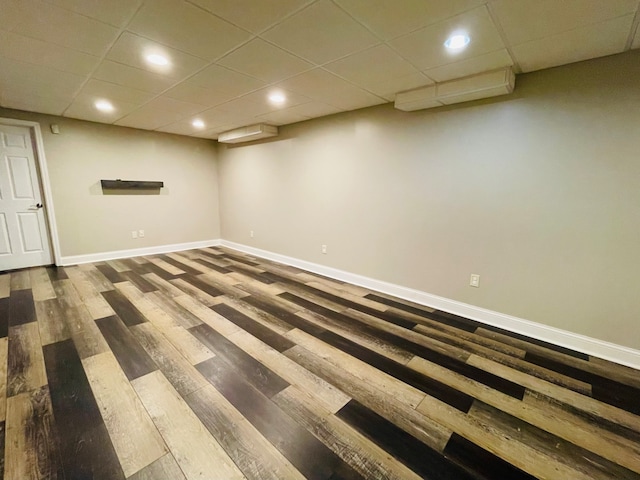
[217,124,278,144]
[395,67,516,112]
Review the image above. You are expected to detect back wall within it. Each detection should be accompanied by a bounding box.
[217,50,640,351]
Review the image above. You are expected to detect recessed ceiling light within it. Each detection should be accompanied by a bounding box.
[192,119,205,129]
[444,33,470,50]
[94,100,114,112]
[146,53,169,66]
[268,92,286,105]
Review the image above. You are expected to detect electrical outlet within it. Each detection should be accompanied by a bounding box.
[250,230,254,238]
[321,244,327,254]
[139,229,145,238]
[470,274,480,287]
[131,230,138,239]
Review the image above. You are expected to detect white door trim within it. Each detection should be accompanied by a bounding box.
[0,117,61,266]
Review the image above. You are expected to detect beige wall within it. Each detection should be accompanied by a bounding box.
[0,108,220,258]
[217,51,640,350]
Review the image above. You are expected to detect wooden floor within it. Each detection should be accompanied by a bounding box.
[1,247,639,480]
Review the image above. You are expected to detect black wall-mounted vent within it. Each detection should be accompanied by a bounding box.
[101,179,164,189]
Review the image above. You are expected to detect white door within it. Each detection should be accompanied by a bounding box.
[0,124,52,271]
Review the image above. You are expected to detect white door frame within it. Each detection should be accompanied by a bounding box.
[0,117,61,266]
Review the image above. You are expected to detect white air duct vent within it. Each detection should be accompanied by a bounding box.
[217,124,278,144]
[395,67,516,112]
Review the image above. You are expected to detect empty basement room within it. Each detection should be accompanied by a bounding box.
[1,1,640,479]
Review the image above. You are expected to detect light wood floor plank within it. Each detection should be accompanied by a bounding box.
[132,371,246,480]
[0,337,7,421]
[9,270,30,291]
[83,352,167,477]
[0,273,10,298]
[5,386,62,479]
[7,323,47,397]
[63,305,110,359]
[35,299,71,346]
[29,268,56,301]
[127,453,186,480]
[65,267,116,319]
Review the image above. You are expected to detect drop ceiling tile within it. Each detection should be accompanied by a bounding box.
[262,0,380,64]
[255,109,309,125]
[43,0,143,27]
[156,120,209,136]
[366,72,434,100]
[114,97,209,130]
[0,30,100,75]
[0,56,86,98]
[127,0,251,61]
[335,0,486,40]
[217,38,313,83]
[238,87,312,111]
[194,106,249,127]
[64,94,140,123]
[490,0,639,46]
[634,25,640,49]
[0,88,71,116]
[389,6,505,71]
[325,44,421,88]
[79,79,156,105]
[189,64,266,92]
[424,49,513,82]
[106,32,207,80]
[5,0,120,56]
[188,0,310,33]
[164,81,235,107]
[513,14,635,73]
[276,68,360,98]
[93,60,177,93]
[215,96,274,118]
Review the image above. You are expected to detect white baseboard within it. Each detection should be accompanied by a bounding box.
[59,239,222,266]
[221,240,640,369]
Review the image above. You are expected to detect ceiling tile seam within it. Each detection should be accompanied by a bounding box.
[60,0,147,120]
[623,3,640,50]
[185,0,319,37]
[335,0,492,43]
[484,2,521,74]
[0,28,106,63]
[37,0,139,28]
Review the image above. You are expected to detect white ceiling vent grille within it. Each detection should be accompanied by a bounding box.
[395,67,516,112]
[217,124,278,144]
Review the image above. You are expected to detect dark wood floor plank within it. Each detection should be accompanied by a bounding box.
[191,324,289,398]
[43,339,125,480]
[9,289,36,327]
[101,289,147,327]
[120,271,158,293]
[211,303,295,353]
[193,257,232,274]
[480,326,589,360]
[337,399,476,480]
[0,297,8,338]
[179,274,224,298]
[95,315,158,380]
[443,433,537,480]
[45,266,68,282]
[95,264,125,284]
[242,294,327,337]
[195,356,364,480]
[158,255,202,276]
